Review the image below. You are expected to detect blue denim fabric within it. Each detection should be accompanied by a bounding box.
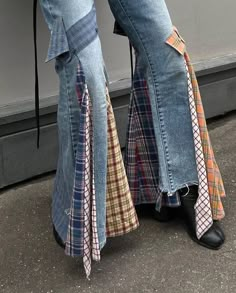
[108,0,198,194]
[39,0,108,248]
[39,0,199,252]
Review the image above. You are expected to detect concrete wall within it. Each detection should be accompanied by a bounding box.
[1,0,236,188]
[0,0,236,108]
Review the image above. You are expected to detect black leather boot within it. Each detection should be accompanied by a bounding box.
[53,225,65,249]
[179,186,225,250]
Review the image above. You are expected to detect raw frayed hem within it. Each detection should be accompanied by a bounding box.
[99,238,106,251]
[160,181,199,197]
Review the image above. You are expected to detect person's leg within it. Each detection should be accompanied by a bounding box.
[108,0,198,194]
[108,0,225,248]
[39,0,108,249]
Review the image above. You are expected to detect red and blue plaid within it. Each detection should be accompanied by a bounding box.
[65,62,88,257]
[124,54,181,208]
[65,61,138,277]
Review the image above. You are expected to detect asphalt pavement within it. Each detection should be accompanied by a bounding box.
[0,112,236,293]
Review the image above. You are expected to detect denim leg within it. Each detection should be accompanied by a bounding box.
[52,55,79,242]
[39,0,108,247]
[77,37,108,249]
[108,0,198,193]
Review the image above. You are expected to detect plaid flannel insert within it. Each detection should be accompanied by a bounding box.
[65,61,139,278]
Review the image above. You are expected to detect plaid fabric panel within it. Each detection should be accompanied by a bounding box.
[65,63,87,257]
[66,4,98,54]
[65,62,100,279]
[166,26,225,220]
[185,61,213,239]
[65,60,139,275]
[46,4,98,63]
[82,85,100,278]
[45,17,69,62]
[124,56,180,208]
[185,52,225,220]
[106,90,139,237]
[165,26,186,56]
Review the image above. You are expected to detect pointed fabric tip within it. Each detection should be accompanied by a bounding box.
[184,59,213,239]
[83,256,92,280]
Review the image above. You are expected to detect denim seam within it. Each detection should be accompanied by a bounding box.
[115,0,174,191]
[66,4,99,55]
[63,57,77,158]
[73,35,98,58]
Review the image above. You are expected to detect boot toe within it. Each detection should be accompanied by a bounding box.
[213,221,225,241]
[199,225,225,250]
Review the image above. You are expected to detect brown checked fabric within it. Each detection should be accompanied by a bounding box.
[105,91,139,237]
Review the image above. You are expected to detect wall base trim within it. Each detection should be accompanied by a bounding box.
[1,55,236,188]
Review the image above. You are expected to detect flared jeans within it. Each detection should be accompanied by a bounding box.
[39,0,225,277]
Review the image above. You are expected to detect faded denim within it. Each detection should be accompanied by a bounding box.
[39,0,199,250]
[39,0,108,248]
[108,0,198,194]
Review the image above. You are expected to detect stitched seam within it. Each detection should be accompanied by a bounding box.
[115,0,174,190]
[66,4,98,54]
[63,58,77,158]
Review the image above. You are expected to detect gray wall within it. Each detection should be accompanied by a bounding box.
[0,0,236,107]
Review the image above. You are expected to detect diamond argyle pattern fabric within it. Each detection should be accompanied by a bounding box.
[82,85,100,278]
[82,86,92,278]
[185,61,213,239]
[65,61,138,277]
[65,63,100,278]
[166,26,225,220]
[184,52,225,220]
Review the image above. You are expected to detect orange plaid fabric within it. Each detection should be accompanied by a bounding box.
[105,92,139,237]
[166,27,225,220]
[165,28,186,56]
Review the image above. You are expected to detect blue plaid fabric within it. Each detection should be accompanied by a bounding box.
[124,53,181,209]
[46,4,98,62]
[65,62,88,256]
[67,4,98,54]
[45,16,69,62]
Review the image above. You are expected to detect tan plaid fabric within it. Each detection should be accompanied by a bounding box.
[105,91,139,237]
[166,26,225,220]
[165,27,186,56]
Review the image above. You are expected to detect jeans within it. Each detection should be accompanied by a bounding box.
[108,0,198,194]
[39,0,199,249]
[39,0,108,248]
